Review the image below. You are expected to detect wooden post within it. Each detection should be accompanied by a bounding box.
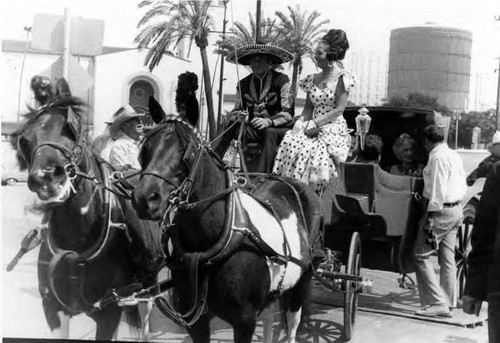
[255,0,262,43]
[217,0,229,129]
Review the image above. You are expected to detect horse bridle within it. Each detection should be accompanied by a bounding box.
[18,109,86,180]
[139,119,206,211]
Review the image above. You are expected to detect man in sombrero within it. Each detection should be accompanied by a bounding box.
[215,43,294,173]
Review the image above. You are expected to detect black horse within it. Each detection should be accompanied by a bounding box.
[13,86,164,339]
[131,97,322,343]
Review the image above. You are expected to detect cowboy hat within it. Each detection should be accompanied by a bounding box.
[226,44,293,65]
[109,105,143,139]
[487,130,500,152]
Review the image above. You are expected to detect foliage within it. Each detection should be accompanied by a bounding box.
[383,93,451,115]
[274,5,329,98]
[384,93,496,148]
[215,14,282,56]
[449,110,497,148]
[135,0,217,139]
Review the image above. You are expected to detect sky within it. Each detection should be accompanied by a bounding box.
[2,0,500,106]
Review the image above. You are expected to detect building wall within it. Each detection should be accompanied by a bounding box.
[2,51,93,122]
[388,26,472,110]
[92,49,192,137]
[344,50,388,106]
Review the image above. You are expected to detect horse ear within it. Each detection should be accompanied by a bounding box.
[54,78,72,98]
[148,96,166,124]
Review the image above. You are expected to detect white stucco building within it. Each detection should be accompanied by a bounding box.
[2,38,193,138]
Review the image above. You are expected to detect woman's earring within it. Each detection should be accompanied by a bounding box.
[327,61,335,67]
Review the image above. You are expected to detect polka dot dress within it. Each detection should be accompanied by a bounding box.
[273,66,356,191]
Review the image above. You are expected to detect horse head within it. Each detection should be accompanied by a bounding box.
[14,79,86,203]
[132,96,200,220]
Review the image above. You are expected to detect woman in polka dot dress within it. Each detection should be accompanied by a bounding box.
[273,29,355,192]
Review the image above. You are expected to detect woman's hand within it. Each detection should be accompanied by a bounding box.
[304,127,321,138]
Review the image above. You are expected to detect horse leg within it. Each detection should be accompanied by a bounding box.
[233,307,258,343]
[260,302,276,343]
[91,305,123,340]
[186,314,210,343]
[50,311,71,338]
[286,272,314,343]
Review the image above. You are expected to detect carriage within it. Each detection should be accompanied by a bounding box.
[12,80,475,342]
[231,105,475,339]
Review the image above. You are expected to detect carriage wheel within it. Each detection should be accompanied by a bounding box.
[343,231,361,340]
[455,203,475,300]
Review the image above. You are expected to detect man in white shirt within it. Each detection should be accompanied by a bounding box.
[414,124,467,318]
[108,105,144,170]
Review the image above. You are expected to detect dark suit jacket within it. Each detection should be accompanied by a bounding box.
[464,161,500,300]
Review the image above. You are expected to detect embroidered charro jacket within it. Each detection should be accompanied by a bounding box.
[232,70,294,127]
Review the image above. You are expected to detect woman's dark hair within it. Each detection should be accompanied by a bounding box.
[423,125,445,144]
[358,135,383,162]
[321,29,350,61]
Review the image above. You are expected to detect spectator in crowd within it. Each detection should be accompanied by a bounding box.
[414,124,467,318]
[273,29,355,191]
[463,160,500,342]
[390,133,424,177]
[108,106,144,170]
[354,134,384,164]
[214,43,295,173]
[91,108,124,161]
[466,130,500,186]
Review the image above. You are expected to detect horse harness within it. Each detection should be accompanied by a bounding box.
[141,119,310,327]
[26,106,151,314]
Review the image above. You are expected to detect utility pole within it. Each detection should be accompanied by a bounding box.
[16,26,32,123]
[62,7,71,80]
[496,56,500,130]
[495,15,500,129]
[255,0,262,43]
[217,0,229,130]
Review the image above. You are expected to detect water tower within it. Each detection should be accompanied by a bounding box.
[387,24,472,110]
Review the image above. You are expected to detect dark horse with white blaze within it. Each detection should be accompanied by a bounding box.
[13,87,164,339]
[131,97,322,343]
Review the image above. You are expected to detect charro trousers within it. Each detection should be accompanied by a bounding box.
[488,291,500,343]
[413,206,463,307]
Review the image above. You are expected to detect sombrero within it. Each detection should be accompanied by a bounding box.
[487,130,500,152]
[226,44,293,65]
[109,105,143,139]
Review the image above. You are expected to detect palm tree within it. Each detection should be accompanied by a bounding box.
[275,5,330,98]
[135,0,217,139]
[215,13,282,57]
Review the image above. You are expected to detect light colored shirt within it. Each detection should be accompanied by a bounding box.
[109,135,141,170]
[423,143,467,212]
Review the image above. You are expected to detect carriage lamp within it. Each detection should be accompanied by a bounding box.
[355,106,372,150]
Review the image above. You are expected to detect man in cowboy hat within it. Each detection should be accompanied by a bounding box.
[466,130,500,186]
[108,105,144,170]
[215,43,295,173]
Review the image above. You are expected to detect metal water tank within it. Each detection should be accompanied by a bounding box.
[387,25,472,110]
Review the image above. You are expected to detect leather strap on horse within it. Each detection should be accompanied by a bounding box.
[154,253,209,328]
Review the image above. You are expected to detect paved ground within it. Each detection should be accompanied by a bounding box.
[1,184,489,342]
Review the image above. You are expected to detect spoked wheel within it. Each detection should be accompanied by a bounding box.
[344,231,361,340]
[455,203,475,300]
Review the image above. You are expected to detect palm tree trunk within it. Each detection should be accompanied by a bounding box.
[291,61,300,101]
[200,47,216,140]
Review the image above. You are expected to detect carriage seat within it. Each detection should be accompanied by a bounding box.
[340,162,423,237]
